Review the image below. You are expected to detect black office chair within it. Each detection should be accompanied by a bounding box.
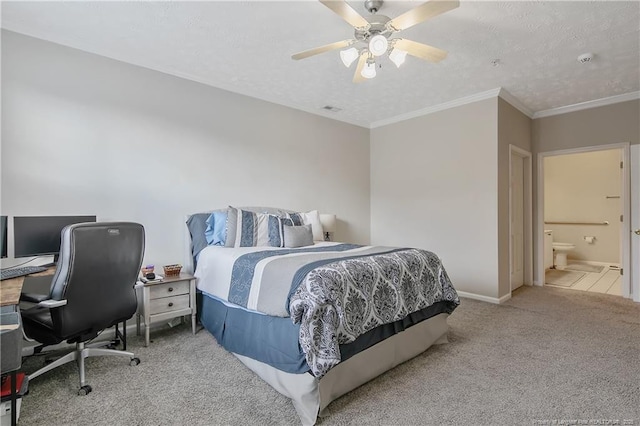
[20,222,145,395]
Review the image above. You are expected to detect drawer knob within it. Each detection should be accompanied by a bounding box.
[168,287,174,292]
[168,302,174,307]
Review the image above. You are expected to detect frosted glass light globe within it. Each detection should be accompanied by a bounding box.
[361,61,377,79]
[368,35,388,57]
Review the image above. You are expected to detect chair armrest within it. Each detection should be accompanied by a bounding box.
[20,293,50,303]
[38,299,67,308]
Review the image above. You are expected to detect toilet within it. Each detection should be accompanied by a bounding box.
[552,242,575,270]
[544,230,554,269]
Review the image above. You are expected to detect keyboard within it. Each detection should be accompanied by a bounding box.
[1,265,49,281]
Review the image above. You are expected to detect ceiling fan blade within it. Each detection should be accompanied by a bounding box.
[388,0,459,32]
[353,54,368,83]
[393,39,447,62]
[292,39,355,60]
[319,0,370,29]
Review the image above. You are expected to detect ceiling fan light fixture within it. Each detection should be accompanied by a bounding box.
[361,61,377,79]
[340,47,360,67]
[293,0,459,83]
[368,34,388,57]
[389,48,407,68]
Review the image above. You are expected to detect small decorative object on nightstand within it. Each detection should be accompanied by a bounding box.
[136,272,196,347]
[319,214,336,241]
[163,264,182,277]
[141,265,154,275]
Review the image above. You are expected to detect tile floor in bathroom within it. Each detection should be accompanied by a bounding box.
[546,262,622,296]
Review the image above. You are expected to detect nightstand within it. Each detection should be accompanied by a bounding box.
[135,273,196,347]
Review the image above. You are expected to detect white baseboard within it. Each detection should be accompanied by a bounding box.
[499,293,512,304]
[457,290,511,304]
[569,259,618,266]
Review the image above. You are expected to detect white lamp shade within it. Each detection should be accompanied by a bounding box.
[319,214,337,233]
[389,48,407,68]
[368,34,388,57]
[340,48,359,67]
[361,62,377,79]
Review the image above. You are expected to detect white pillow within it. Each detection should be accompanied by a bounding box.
[299,210,324,241]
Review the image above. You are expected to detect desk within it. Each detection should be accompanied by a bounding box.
[0,269,51,426]
[0,267,54,307]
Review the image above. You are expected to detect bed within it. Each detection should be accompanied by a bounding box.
[185,207,459,425]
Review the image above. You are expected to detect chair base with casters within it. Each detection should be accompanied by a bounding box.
[27,341,140,395]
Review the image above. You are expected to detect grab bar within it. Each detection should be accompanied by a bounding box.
[544,221,609,226]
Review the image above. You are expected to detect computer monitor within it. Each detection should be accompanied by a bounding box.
[1,216,7,259]
[13,215,97,262]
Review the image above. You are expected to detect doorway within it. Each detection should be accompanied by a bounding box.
[509,145,533,292]
[536,144,631,299]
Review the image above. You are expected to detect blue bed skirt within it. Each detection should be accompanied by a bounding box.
[199,292,309,374]
[198,291,456,376]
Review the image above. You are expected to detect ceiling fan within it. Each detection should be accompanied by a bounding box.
[292,0,459,83]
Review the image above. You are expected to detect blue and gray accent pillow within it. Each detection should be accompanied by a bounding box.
[286,213,304,226]
[225,207,288,248]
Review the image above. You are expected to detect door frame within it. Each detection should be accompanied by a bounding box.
[509,145,533,293]
[536,143,631,299]
[630,144,640,302]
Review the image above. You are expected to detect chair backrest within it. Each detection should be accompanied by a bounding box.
[49,222,145,341]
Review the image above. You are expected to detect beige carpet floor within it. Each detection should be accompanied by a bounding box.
[18,286,640,425]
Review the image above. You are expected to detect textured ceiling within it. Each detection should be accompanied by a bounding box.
[2,1,639,128]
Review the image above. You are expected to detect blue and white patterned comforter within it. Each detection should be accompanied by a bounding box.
[290,248,459,377]
[195,243,459,378]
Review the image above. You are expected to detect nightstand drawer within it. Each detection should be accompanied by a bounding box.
[149,294,190,315]
[149,281,189,299]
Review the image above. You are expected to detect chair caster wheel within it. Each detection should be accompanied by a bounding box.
[130,357,140,366]
[78,385,92,396]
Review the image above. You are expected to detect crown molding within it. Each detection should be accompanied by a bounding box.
[498,88,533,118]
[370,88,502,129]
[532,91,640,119]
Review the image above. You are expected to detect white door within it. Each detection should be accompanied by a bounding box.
[511,152,525,290]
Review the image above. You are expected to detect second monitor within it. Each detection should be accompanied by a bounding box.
[13,215,97,262]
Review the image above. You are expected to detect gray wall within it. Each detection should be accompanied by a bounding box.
[370,98,500,298]
[4,30,637,300]
[533,100,639,153]
[1,31,371,267]
[497,98,532,297]
[531,99,639,282]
